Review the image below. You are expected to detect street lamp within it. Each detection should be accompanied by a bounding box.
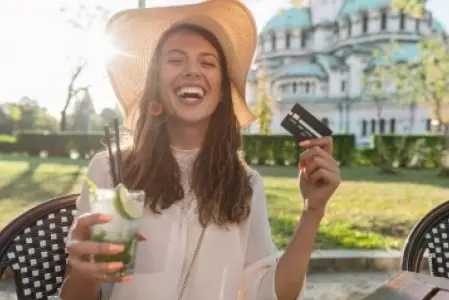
[138,0,145,8]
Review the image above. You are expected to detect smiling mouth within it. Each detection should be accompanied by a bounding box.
[176,86,205,103]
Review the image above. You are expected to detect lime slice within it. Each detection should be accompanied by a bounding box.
[114,184,143,220]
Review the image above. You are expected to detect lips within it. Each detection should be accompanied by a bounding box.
[176,86,205,98]
[174,85,206,104]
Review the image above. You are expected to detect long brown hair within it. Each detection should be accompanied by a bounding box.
[121,24,253,227]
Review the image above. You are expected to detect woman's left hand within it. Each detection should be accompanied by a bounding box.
[298,136,340,216]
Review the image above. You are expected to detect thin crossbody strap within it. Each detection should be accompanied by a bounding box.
[177,226,207,300]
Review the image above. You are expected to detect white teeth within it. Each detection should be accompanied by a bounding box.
[176,86,204,98]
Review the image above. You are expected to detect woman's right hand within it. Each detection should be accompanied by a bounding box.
[65,213,145,283]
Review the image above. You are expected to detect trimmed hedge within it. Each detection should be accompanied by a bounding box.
[0,133,355,165]
[373,134,445,168]
[0,133,444,168]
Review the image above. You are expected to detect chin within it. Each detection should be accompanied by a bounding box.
[172,113,211,125]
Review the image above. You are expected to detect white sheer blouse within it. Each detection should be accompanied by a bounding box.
[70,149,305,300]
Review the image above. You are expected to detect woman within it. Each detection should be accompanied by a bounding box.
[61,1,340,300]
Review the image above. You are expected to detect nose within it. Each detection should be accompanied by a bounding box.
[183,61,201,79]
[183,71,201,80]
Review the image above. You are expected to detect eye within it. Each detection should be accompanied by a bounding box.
[167,58,184,65]
[201,61,217,68]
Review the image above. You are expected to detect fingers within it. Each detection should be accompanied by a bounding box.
[303,155,339,179]
[298,142,340,187]
[66,240,125,257]
[68,257,132,283]
[299,146,339,170]
[308,168,340,187]
[70,213,113,240]
[299,136,333,154]
[76,213,113,231]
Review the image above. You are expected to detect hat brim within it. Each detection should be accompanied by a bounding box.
[104,0,257,130]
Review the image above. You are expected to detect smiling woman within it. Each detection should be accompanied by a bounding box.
[59,1,341,300]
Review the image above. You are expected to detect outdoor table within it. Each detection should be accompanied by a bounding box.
[362,271,449,299]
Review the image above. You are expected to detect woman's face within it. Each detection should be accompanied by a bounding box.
[158,28,222,125]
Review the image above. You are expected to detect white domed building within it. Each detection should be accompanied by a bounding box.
[245,0,446,146]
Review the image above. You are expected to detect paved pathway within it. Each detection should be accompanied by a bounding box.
[0,271,395,299]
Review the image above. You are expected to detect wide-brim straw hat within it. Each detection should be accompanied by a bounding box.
[104,0,257,130]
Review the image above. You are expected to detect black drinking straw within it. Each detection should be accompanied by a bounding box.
[104,125,118,186]
[113,118,124,184]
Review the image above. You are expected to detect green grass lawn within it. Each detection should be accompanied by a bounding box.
[1,154,448,250]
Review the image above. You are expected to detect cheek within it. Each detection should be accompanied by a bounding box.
[207,71,222,96]
[159,68,172,88]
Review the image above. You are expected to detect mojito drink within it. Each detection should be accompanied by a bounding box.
[89,183,145,276]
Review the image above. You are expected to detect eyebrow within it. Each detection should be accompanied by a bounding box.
[164,49,219,61]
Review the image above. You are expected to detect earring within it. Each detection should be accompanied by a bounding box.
[149,101,163,116]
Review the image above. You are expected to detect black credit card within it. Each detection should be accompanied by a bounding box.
[281,103,333,143]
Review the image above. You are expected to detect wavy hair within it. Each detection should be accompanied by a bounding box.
[120,24,253,227]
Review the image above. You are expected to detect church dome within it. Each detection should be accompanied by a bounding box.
[261,7,311,33]
[337,0,445,33]
[275,62,328,80]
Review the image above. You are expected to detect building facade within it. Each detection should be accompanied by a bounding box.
[245,0,446,146]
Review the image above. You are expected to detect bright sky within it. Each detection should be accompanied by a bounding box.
[0,0,447,118]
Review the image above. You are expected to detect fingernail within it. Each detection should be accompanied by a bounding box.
[300,162,307,170]
[121,276,133,281]
[99,215,113,222]
[109,244,125,253]
[299,140,311,147]
[108,262,123,271]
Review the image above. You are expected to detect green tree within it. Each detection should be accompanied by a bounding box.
[408,37,449,175]
[364,43,420,173]
[70,89,97,132]
[58,4,109,131]
[363,59,399,174]
[3,101,58,133]
[253,74,273,135]
[367,38,449,175]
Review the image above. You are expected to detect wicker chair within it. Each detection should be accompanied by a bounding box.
[401,200,449,278]
[0,194,78,300]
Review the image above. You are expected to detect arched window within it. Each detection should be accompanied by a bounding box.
[300,30,307,48]
[271,32,276,51]
[361,120,368,136]
[426,118,432,131]
[346,17,352,36]
[389,118,396,133]
[285,30,291,49]
[380,9,387,30]
[305,82,311,93]
[399,10,406,31]
[370,119,376,134]
[362,12,369,33]
[292,82,297,93]
[379,118,386,133]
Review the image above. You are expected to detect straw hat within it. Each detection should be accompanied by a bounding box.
[104,0,258,130]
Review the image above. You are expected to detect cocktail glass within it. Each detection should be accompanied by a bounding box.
[89,185,145,277]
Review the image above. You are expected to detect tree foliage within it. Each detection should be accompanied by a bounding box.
[391,0,425,17]
[364,27,449,174]
[253,70,273,135]
[58,3,109,131]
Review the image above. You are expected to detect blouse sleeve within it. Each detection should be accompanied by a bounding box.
[241,170,305,300]
[66,152,115,300]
